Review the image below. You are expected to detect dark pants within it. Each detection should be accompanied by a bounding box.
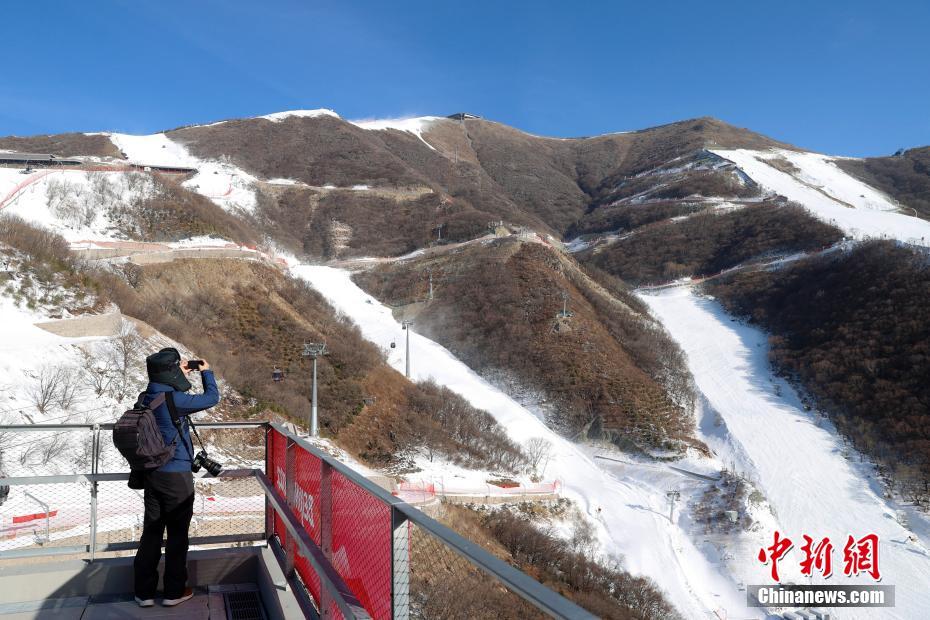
[133,471,195,599]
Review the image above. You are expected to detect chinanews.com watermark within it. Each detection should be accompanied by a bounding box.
[748,584,895,608]
[751,530,895,608]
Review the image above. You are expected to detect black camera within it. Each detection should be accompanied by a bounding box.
[192,450,222,476]
[187,359,204,371]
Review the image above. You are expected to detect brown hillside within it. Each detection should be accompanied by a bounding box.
[167,114,792,253]
[0,133,123,159]
[84,256,523,471]
[583,203,844,285]
[427,505,678,620]
[170,115,427,188]
[4,114,801,261]
[353,238,695,451]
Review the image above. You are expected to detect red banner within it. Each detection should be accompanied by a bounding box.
[267,428,392,619]
[12,510,58,524]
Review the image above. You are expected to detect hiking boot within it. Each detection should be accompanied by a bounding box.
[162,588,194,607]
[134,596,155,607]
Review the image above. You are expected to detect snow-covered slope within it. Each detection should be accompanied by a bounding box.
[293,265,748,619]
[0,167,156,241]
[349,116,442,150]
[108,132,259,213]
[712,148,930,246]
[641,287,930,620]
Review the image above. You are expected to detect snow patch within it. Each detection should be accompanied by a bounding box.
[712,148,930,247]
[349,116,441,150]
[258,109,340,123]
[266,178,300,186]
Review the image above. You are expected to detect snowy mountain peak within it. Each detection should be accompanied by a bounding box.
[257,109,341,123]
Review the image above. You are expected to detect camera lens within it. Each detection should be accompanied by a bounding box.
[191,450,221,476]
[204,458,222,477]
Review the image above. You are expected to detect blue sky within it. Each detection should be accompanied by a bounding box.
[1,0,928,156]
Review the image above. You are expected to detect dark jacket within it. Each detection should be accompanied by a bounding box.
[142,370,219,473]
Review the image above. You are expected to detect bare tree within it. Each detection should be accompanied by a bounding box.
[85,171,125,226]
[39,433,69,465]
[0,413,13,469]
[54,367,82,410]
[28,366,64,414]
[79,347,114,396]
[18,443,36,467]
[82,363,113,397]
[106,322,143,401]
[46,177,90,227]
[570,518,598,557]
[124,171,143,194]
[524,437,553,476]
[77,429,96,470]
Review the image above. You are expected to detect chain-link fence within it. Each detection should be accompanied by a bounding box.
[0,423,267,560]
[406,520,545,620]
[1,476,91,555]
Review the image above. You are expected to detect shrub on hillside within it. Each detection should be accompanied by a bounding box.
[566,201,705,238]
[110,175,256,244]
[354,240,694,449]
[0,215,99,313]
[339,377,527,472]
[707,241,930,496]
[479,509,678,619]
[0,215,72,268]
[586,203,843,285]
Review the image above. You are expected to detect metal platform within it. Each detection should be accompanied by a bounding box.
[0,547,299,620]
[0,592,213,619]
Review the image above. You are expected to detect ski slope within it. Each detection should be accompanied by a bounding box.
[712,148,930,247]
[107,132,259,214]
[641,287,930,620]
[293,265,750,619]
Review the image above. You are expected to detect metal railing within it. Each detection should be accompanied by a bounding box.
[0,422,595,620]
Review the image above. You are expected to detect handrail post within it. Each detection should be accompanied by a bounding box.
[320,460,333,618]
[89,424,100,561]
[23,491,50,545]
[284,437,297,578]
[264,426,273,542]
[391,506,410,620]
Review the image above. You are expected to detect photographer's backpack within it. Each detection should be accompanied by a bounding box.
[113,392,179,472]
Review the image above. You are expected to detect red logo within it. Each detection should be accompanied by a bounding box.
[758,531,794,582]
[800,535,834,578]
[758,532,881,582]
[843,534,881,581]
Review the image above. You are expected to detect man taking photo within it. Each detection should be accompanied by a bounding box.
[133,347,219,608]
